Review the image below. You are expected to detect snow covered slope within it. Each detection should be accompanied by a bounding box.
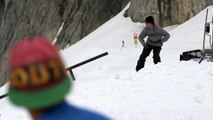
[0,5,213,120]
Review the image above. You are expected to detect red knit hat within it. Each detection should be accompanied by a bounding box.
[9,37,59,68]
[8,36,72,109]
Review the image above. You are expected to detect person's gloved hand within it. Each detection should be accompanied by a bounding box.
[143,43,149,49]
[156,39,162,43]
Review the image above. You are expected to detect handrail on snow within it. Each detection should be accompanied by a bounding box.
[0,93,8,99]
[0,52,109,99]
[66,52,108,80]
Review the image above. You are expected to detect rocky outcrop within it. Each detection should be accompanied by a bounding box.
[128,0,213,26]
[0,0,129,86]
[55,0,125,49]
[0,0,64,86]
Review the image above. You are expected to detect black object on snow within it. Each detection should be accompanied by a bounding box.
[0,93,8,99]
[180,49,202,61]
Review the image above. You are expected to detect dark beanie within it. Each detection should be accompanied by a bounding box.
[145,16,154,24]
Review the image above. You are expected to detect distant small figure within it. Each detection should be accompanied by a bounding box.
[122,41,125,47]
[8,36,110,120]
[134,32,138,48]
[120,40,127,51]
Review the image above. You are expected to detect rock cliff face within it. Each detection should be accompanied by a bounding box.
[55,0,126,49]
[0,0,129,86]
[128,0,213,26]
[0,0,64,86]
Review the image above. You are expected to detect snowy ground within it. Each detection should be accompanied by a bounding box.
[1,5,213,120]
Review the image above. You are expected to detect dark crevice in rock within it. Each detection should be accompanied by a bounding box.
[58,0,67,22]
[158,0,162,26]
[0,0,4,26]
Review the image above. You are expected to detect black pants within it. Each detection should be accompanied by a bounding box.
[136,44,161,71]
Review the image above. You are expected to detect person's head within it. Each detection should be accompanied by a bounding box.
[8,36,72,110]
[145,16,155,29]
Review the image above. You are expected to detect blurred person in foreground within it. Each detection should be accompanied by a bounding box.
[136,16,170,71]
[8,36,110,120]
